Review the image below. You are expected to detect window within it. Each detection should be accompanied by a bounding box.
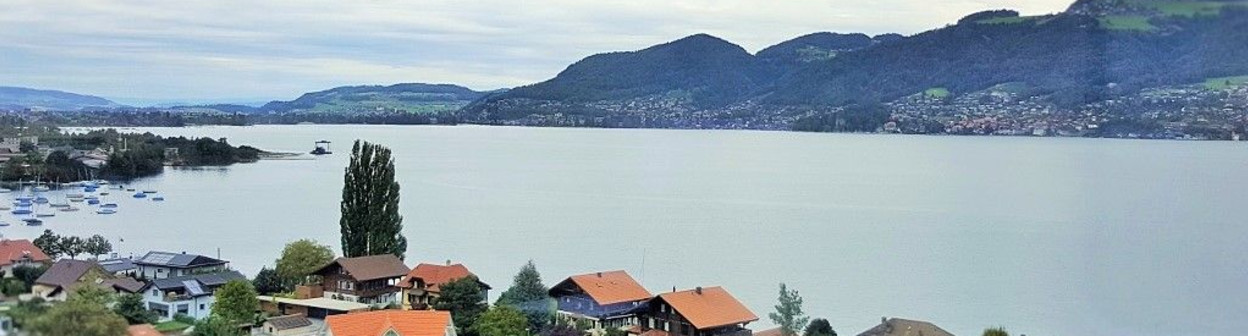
[199,304,205,310]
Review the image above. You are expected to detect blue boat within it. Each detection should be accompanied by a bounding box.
[100,203,118,208]
[12,201,30,207]
[23,218,42,226]
[0,222,9,227]
[33,197,48,204]
[84,187,97,192]
[15,197,32,202]
[96,209,116,215]
[87,199,101,205]
[132,193,147,199]
[10,209,31,215]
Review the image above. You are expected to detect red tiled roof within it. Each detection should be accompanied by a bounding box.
[754,327,783,336]
[0,239,50,266]
[640,330,670,336]
[127,324,162,336]
[561,270,652,305]
[326,310,451,336]
[397,263,483,292]
[657,287,758,330]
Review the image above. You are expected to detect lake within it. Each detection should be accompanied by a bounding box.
[15,125,1248,336]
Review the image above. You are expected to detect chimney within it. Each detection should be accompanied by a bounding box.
[596,272,602,277]
[695,287,702,294]
[446,259,452,266]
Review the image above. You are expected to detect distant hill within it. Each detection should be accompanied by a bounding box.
[464,0,1248,123]
[0,86,122,111]
[463,34,771,120]
[247,83,487,115]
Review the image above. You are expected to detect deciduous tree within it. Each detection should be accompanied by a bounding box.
[496,260,553,329]
[473,305,531,336]
[769,283,809,336]
[275,239,334,285]
[27,290,127,336]
[33,229,61,259]
[211,280,259,326]
[252,267,287,295]
[83,234,113,259]
[982,327,1009,336]
[804,318,836,336]
[434,275,488,336]
[339,140,407,259]
[114,293,158,325]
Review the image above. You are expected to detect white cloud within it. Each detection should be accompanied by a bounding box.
[0,0,1072,102]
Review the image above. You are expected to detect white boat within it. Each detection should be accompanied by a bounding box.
[69,198,84,203]
[66,193,84,198]
[0,205,9,211]
[142,190,157,194]
[96,209,116,215]
[35,212,54,218]
[59,207,79,212]
[32,186,50,192]
[49,203,69,208]
[0,188,10,194]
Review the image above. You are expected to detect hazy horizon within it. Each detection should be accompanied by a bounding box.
[2,0,1071,103]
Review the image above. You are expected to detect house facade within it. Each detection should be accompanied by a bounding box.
[550,270,653,332]
[0,239,51,277]
[640,287,757,336]
[312,255,408,305]
[397,262,490,310]
[133,251,229,280]
[141,271,246,320]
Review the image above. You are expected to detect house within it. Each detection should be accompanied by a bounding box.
[98,257,139,276]
[133,251,229,279]
[640,286,758,336]
[325,310,456,336]
[549,270,653,331]
[31,259,144,301]
[855,318,954,336]
[141,270,246,320]
[127,324,163,336]
[0,239,51,277]
[312,255,408,305]
[752,328,782,336]
[259,314,318,336]
[397,262,490,310]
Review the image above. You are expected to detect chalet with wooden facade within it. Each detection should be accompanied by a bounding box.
[550,270,653,331]
[312,254,409,305]
[397,262,490,310]
[640,286,758,336]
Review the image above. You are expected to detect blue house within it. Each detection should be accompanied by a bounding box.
[549,270,653,332]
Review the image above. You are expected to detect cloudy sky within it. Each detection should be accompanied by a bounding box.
[1,0,1071,105]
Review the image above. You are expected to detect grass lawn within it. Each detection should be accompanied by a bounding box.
[924,87,951,99]
[1098,15,1159,31]
[154,321,192,333]
[1204,75,1248,90]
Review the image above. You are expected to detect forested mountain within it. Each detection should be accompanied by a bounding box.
[0,86,123,111]
[252,83,487,114]
[463,0,1248,124]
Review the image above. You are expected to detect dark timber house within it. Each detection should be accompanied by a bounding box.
[640,286,758,336]
[550,270,653,332]
[312,254,409,305]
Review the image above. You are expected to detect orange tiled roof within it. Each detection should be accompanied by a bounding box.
[0,239,50,266]
[658,287,758,330]
[326,310,451,336]
[562,270,652,305]
[639,330,670,336]
[127,324,162,336]
[753,327,783,336]
[397,263,480,292]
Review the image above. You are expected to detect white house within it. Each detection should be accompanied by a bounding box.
[142,271,246,321]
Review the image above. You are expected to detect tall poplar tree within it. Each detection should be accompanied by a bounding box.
[339,140,408,259]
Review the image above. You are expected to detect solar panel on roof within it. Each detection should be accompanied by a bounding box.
[183,280,205,296]
[143,252,176,265]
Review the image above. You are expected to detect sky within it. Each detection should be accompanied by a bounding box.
[0,0,1072,105]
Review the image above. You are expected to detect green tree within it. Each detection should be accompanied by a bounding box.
[339,140,407,259]
[59,235,86,259]
[275,239,335,285]
[7,298,48,329]
[495,260,553,330]
[433,275,488,336]
[11,265,46,289]
[211,280,259,326]
[33,229,62,259]
[473,305,531,336]
[83,234,113,259]
[26,290,128,336]
[114,293,158,325]
[0,278,27,297]
[252,267,287,295]
[769,283,809,336]
[982,327,1009,336]
[804,318,837,336]
[191,316,247,336]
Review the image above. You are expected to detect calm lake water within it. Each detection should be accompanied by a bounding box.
[14,125,1248,335]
